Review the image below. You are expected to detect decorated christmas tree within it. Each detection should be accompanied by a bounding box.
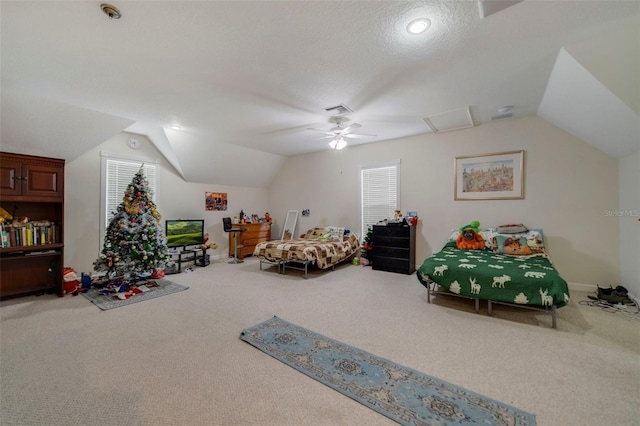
[360,225,374,265]
[93,166,169,279]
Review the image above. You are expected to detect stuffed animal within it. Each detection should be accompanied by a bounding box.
[264,212,272,222]
[459,220,480,234]
[63,267,82,296]
[0,207,12,224]
[456,227,485,250]
[200,233,218,250]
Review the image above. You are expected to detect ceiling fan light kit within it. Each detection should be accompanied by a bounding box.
[329,138,347,150]
[309,114,376,150]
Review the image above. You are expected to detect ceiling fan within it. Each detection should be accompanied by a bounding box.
[307,117,376,150]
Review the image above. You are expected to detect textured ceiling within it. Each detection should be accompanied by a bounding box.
[1,1,638,187]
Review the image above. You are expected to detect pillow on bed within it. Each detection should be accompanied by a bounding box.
[493,230,545,255]
[447,229,461,241]
[326,226,345,241]
[478,229,497,250]
[496,224,529,234]
[301,228,327,239]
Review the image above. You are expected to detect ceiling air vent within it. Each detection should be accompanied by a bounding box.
[324,104,353,115]
[491,113,513,121]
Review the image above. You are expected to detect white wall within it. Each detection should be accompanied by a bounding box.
[268,115,620,287]
[619,150,640,299]
[65,132,268,273]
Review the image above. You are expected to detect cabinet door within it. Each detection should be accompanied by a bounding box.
[0,159,21,197]
[22,164,64,199]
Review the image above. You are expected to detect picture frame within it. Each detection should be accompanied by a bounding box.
[454,150,524,200]
[205,192,227,211]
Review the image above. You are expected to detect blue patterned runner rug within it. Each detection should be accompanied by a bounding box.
[240,316,536,426]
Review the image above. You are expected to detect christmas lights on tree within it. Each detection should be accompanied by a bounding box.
[93,166,170,279]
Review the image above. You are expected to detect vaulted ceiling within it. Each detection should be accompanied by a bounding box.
[1,1,638,187]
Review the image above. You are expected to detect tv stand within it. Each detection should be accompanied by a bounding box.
[166,246,207,274]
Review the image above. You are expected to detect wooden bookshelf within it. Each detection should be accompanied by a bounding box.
[0,152,65,299]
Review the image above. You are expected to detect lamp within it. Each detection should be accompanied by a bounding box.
[329,137,347,150]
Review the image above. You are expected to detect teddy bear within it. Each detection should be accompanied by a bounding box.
[456,221,485,250]
[200,233,218,250]
[0,207,12,224]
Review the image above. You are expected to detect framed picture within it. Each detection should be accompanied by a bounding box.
[205,192,227,211]
[454,150,524,200]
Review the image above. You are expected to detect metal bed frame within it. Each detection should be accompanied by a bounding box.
[259,258,339,279]
[425,278,558,328]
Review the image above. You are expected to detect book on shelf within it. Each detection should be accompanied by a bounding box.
[0,220,59,248]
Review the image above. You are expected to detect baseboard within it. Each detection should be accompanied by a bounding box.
[568,282,597,293]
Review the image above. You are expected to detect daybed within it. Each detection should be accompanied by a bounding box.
[253,227,359,278]
[416,228,570,328]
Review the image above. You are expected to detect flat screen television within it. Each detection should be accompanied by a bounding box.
[165,219,205,248]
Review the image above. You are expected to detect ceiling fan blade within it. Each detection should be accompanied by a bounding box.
[338,123,362,134]
[344,133,376,138]
[307,128,335,136]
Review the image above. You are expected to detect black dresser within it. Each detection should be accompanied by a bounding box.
[371,224,416,274]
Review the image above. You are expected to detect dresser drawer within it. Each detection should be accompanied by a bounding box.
[372,236,410,248]
[372,246,410,259]
[372,225,410,238]
[372,257,412,274]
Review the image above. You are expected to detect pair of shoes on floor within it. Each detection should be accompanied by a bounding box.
[597,285,633,304]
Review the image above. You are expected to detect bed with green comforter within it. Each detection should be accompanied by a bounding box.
[416,241,570,327]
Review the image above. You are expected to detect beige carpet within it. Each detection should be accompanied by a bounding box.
[1,258,638,425]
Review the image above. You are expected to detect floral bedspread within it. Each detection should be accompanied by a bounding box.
[253,231,359,270]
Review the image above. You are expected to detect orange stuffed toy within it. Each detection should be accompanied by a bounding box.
[456,227,485,250]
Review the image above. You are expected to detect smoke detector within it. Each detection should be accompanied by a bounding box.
[101,3,121,20]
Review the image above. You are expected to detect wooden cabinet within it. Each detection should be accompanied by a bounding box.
[0,152,65,299]
[371,224,416,275]
[229,222,271,260]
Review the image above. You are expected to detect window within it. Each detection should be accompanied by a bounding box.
[100,152,158,243]
[360,160,400,238]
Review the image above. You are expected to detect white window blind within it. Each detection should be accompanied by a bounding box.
[360,161,399,237]
[100,155,157,243]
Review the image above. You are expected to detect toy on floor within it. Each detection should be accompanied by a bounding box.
[200,233,218,250]
[63,267,83,296]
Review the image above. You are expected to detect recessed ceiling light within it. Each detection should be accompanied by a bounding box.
[169,124,182,130]
[407,18,431,35]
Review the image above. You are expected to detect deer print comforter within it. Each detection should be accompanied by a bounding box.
[417,241,570,308]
